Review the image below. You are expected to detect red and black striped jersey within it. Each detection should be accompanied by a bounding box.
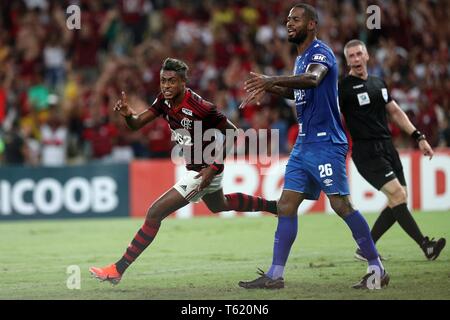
[148,88,228,171]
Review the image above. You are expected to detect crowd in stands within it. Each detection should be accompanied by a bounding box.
[0,0,448,167]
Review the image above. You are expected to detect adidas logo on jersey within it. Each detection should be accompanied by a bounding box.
[180,185,187,191]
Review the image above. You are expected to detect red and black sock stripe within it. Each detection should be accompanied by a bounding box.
[224,193,277,215]
[116,219,161,274]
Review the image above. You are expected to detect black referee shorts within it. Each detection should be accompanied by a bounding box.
[351,139,406,190]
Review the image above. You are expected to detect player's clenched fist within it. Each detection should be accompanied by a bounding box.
[113,91,133,117]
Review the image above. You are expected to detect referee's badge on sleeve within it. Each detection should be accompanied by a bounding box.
[382,88,388,102]
[357,92,371,106]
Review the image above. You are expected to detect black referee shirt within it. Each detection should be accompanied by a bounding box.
[338,75,393,141]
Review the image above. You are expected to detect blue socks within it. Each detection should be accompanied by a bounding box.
[266,211,383,280]
[267,216,298,279]
[344,210,384,273]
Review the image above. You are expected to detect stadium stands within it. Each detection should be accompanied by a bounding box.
[0,0,448,166]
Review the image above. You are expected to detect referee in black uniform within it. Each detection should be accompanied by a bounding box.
[339,40,446,261]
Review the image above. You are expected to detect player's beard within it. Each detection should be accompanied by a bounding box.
[288,29,308,45]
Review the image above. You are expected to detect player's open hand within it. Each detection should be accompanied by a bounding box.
[113,91,133,117]
[419,139,434,160]
[239,89,265,109]
[244,72,275,93]
[194,167,216,191]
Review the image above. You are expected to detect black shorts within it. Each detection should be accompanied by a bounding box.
[351,139,406,190]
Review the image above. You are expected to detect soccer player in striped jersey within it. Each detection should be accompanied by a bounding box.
[89,58,277,284]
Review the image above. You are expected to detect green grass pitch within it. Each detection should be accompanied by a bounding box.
[0,211,449,300]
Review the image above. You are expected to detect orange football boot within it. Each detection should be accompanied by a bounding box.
[89,264,122,285]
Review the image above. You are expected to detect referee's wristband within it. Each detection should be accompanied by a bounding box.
[411,130,426,142]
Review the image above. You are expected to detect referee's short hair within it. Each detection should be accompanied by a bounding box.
[343,39,368,59]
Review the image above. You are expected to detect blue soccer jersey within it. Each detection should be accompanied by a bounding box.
[285,39,349,200]
[293,39,347,145]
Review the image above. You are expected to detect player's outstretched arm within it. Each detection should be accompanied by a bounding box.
[386,100,434,159]
[113,91,157,130]
[245,63,328,94]
[243,73,294,100]
[239,73,295,109]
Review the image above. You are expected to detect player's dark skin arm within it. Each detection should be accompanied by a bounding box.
[195,119,238,190]
[240,64,328,107]
[124,109,158,130]
[268,63,328,89]
[265,85,295,100]
[246,63,327,91]
[114,91,157,130]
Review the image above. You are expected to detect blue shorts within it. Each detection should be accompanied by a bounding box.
[284,142,350,200]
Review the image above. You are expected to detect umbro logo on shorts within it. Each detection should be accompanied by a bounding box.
[323,179,333,187]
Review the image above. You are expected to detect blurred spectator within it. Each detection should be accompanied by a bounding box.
[0,89,6,124]
[43,33,66,90]
[22,121,40,166]
[141,117,173,158]
[40,103,68,166]
[119,0,152,45]
[440,117,450,147]
[82,109,119,161]
[3,120,26,165]
[27,73,49,112]
[71,14,101,83]
[270,108,288,154]
[415,96,440,147]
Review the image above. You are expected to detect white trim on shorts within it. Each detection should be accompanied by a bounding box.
[282,188,307,194]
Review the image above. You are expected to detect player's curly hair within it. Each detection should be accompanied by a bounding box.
[161,58,189,80]
[293,3,318,24]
